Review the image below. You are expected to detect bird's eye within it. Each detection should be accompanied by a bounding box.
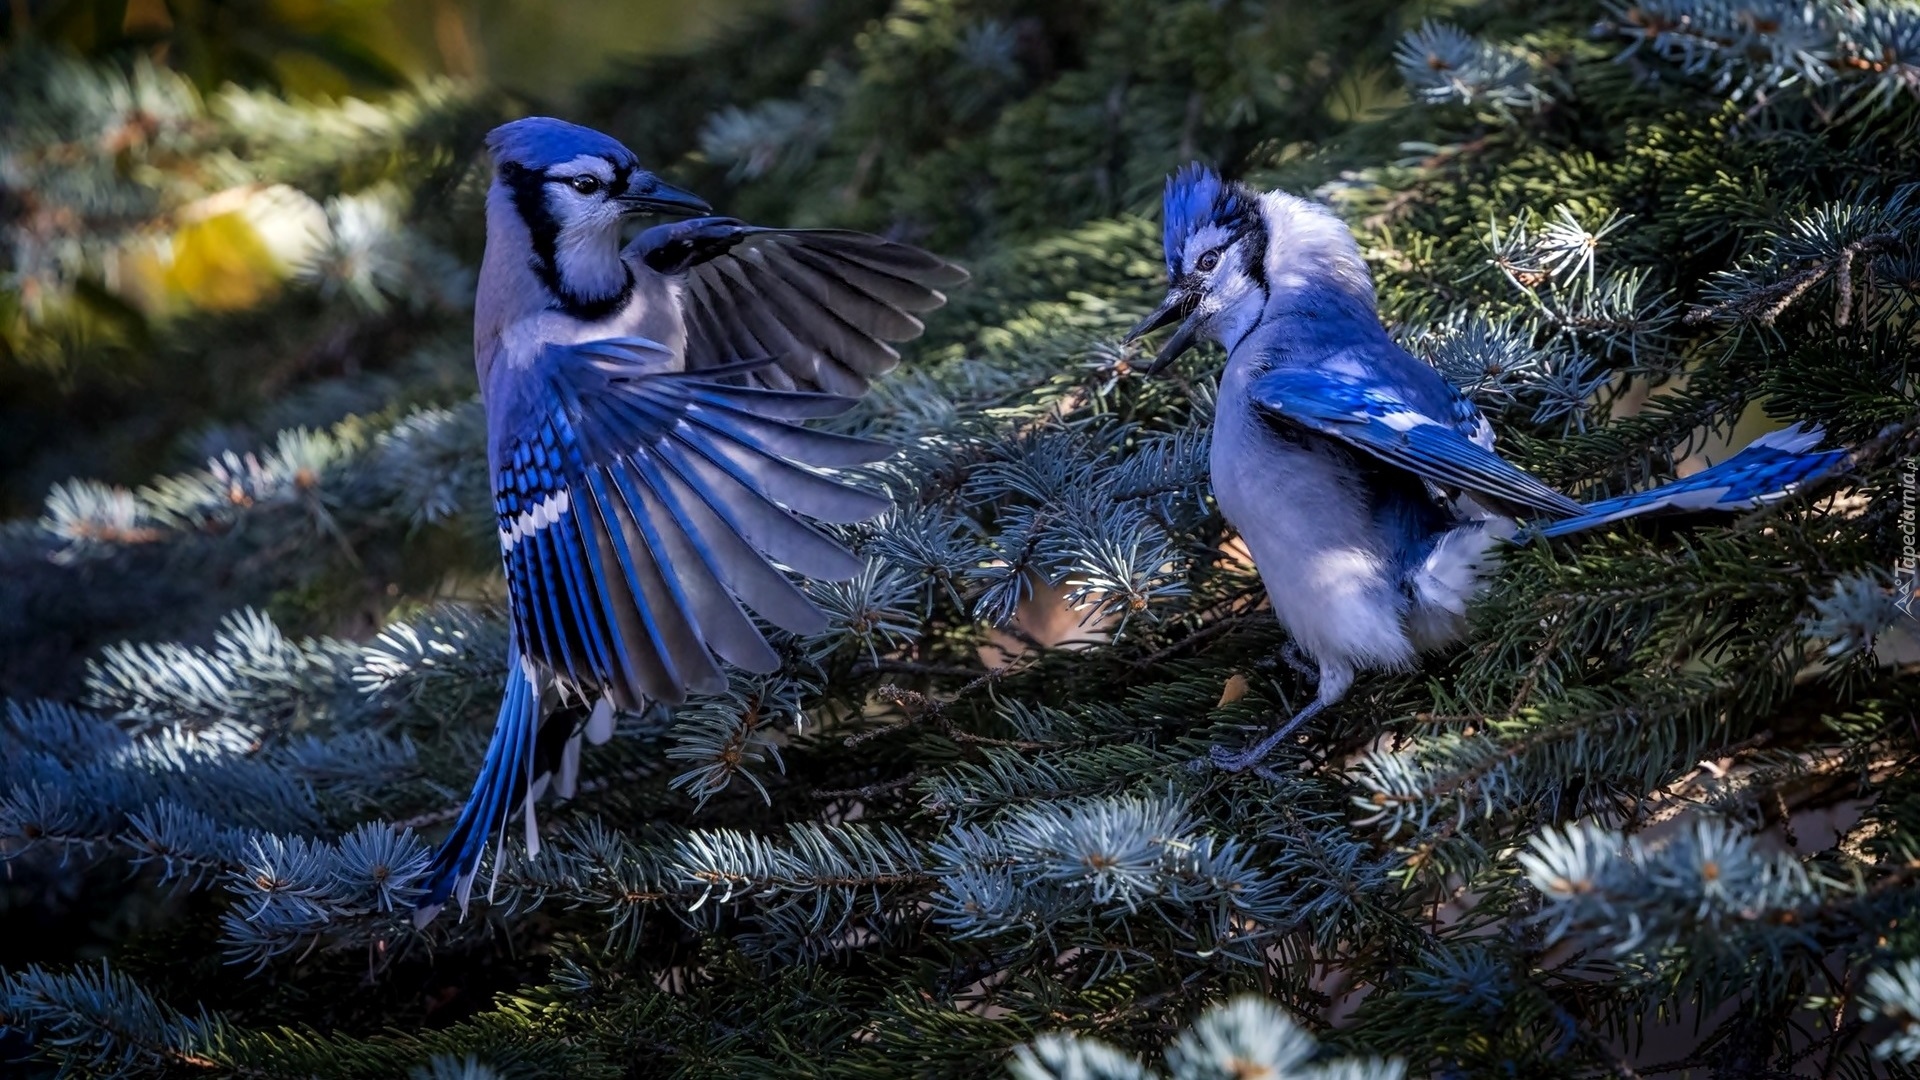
[1197,250,1221,273]
[570,175,603,196]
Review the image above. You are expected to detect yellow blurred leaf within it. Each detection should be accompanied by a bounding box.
[164,212,284,311]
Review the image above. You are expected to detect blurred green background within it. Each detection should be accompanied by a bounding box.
[0,0,785,518]
[4,0,767,98]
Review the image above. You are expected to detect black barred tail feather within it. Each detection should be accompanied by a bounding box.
[417,649,542,924]
[1534,424,1849,539]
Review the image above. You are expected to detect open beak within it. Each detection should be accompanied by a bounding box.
[1124,291,1201,375]
[618,177,711,216]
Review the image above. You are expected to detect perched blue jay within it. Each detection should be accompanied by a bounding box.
[1125,164,1848,772]
[420,118,965,918]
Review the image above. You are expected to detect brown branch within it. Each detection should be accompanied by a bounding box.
[1128,609,1268,672]
[1684,232,1901,327]
[842,667,1011,747]
[812,771,924,802]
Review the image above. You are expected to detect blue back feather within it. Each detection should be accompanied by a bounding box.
[1161,162,1253,278]
[487,117,639,170]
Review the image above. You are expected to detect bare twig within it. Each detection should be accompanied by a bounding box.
[842,667,1011,747]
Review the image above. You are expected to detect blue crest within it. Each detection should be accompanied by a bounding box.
[1161,162,1252,278]
[487,117,639,171]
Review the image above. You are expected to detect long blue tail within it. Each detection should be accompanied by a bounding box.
[1535,423,1848,539]
[416,649,541,925]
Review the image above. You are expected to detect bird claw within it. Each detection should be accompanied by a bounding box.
[1208,741,1275,773]
[1203,700,1325,773]
[1207,726,1296,772]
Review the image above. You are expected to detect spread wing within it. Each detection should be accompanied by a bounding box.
[487,337,890,708]
[641,221,968,395]
[1247,367,1585,520]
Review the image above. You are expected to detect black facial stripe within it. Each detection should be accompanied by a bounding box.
[1185,212,1268,278]
[1241,214,1269,291]
[501,160,562,291]
[1233,215,1271,353]
[498,159,635,321]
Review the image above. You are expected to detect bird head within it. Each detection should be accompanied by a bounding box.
[485,117,710,312]
[1125,163,1269,374]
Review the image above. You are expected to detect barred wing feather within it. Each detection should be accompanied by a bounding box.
[488,337,890,708]
[678,229,969,395]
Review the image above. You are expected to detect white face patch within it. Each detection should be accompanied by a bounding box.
[1177,223,1267,351]
[1254,191,1378,311]
[543,163,629,300]
[540,155,622,225]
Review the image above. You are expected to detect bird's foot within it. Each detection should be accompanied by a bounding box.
[1204,701,1324,773]
[1207,736,1288,773]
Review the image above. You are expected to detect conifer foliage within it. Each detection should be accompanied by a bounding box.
[3,0,1919,1075]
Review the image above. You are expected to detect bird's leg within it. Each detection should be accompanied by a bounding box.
[1253,638,1318,681]
[1208,660,1353,773]
[1207,699,1328,772]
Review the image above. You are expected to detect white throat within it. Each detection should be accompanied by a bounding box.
[552,214,628,301]
[1211,285,1267,353]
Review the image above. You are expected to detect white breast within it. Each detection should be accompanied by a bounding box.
[496,269,688,376]
[1210,363,1418,677]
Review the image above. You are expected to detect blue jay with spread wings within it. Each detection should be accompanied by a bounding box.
[1125,164,1848,773]
[420,118,966,918]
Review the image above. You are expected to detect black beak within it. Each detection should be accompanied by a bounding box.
[618,177,711,216]
[1124,291,1201,375]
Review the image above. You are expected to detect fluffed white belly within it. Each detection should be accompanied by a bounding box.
[1209,396,1418,682]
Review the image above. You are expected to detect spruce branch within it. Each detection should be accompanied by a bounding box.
[1014,995,1405,1080]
